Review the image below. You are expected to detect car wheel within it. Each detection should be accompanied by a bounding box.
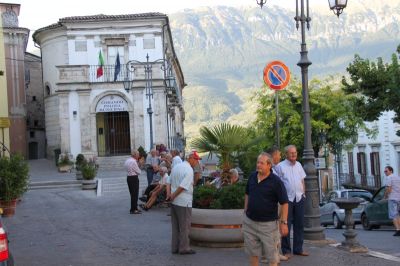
[361,214,373,231]
[333,213,343,229]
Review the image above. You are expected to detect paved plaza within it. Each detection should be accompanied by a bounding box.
[2,159,400,266]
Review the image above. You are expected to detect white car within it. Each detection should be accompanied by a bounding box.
[320,189,373,229]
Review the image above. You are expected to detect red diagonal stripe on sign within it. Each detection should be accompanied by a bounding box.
[270,66,285,84]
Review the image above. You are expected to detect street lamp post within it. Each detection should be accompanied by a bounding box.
[256,0,348,240]
[123,54,175,151]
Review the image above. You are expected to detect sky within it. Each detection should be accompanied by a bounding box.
[11,0,328,51]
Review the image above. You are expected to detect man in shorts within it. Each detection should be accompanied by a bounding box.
[243,152,289,266]
[384,166,400,236]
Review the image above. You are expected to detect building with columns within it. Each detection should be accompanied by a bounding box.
[0,3,29,157]
[33,13,185,160]
[340,111,400,191]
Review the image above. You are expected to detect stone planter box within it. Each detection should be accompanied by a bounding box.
[58,164,73,173]
[82,179,97,190]
[189,208,244,247]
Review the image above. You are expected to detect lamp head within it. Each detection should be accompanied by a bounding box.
[328,0,348,17]
[256,0,267,9]
[123,78,133,93]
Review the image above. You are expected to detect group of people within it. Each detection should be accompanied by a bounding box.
[243,145,308,266]
[124,148,200,255]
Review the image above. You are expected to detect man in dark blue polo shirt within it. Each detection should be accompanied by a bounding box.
[243,152,289,266]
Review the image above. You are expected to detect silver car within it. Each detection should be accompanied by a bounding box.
[320,189,373,229]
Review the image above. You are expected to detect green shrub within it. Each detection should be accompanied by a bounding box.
[193,182,246,209]
[0,154,29,202]
[81,157,98,180]
[75,154,87,170]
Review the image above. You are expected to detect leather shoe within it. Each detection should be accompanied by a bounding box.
[294,251,309,256]
[283,253,292,259]
[280,254,289,261]
[179,249,196,255]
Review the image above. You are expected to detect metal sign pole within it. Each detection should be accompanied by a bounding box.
[275,91,280,149]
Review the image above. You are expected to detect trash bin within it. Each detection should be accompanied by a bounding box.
[54,148,61,166]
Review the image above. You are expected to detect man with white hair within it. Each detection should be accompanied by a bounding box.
[166,152,197,255]
[124,150,142,215]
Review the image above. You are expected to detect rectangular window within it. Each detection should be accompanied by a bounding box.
[370,152,381,188]
[75,41,87,52]
[34,120,39,127]
[357,152,367,186]
[143,38,155,49]
[30,131,35,138]
[32,96,36,101]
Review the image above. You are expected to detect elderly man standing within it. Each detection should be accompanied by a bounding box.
[276,145,308,257]
[243,152,289,266]
[125,150,142,215]
[384,166,400,236]
[166,152,197,255]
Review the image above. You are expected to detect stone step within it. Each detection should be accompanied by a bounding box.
[97,156,128,170]
[29,180,82,190]
[101,176,147,196]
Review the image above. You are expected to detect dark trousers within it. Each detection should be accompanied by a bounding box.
[171,204,192,253]
[281,196,305,254]
[146,168,154,186]
[127,175,139,212]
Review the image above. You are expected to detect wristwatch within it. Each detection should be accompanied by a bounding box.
[280,220,288,225]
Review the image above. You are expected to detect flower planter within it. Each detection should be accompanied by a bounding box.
[0,199,17,217]
[58,164,72,173]
[82,179,97,190]
[189,208,244,247]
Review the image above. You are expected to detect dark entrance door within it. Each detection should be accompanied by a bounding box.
[28,142,38,159]
[97,112,131,156]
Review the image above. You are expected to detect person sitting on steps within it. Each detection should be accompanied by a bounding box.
[140,166,169,211]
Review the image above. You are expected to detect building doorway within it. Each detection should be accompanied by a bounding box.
[28,142,38,159]
[96,112,131,156]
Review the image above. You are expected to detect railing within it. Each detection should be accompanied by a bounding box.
[0,141,10,157]
[89,64,132,83]
[341,173,382,192]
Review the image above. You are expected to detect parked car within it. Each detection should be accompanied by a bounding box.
[0,209,13,266]
[320,189,373,229]
[361,186,393,230]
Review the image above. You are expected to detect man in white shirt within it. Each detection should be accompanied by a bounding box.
[275,145,308,258]
[384,166,400,236]
[166,152,197,255]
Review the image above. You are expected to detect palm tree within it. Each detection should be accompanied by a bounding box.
[191,123,251,181]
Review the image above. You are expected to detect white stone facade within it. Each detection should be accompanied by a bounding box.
[341,111,400,189]
[33,13,185,159]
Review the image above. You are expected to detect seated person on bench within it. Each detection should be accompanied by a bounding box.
[140,166,169,211]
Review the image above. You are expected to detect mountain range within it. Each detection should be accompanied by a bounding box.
[168,0,400,140]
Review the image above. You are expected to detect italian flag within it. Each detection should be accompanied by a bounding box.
[96,51,104,78]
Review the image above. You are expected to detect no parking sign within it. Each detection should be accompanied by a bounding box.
[263,61,291,90]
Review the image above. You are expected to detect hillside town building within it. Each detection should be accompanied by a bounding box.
[0,3,29,157]
[340,111,400,192]
[33,13,185,161]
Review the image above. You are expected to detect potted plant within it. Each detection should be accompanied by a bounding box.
[75,154,86,180]
[81,157,98,190]
[0,154,29,217]
[190,123,262,247]
[190,182,246,247]
[58,152,73,172]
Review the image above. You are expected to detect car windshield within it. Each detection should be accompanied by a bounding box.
[342,191,372,201]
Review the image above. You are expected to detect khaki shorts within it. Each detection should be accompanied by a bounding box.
[243,215,280,263]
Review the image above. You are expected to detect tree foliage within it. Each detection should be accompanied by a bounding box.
[253,78,367,157]
[342,44,400,134]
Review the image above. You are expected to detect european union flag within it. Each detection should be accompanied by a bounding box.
[114,52,121,81]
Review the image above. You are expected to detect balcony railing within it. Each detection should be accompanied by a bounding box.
[89,64,132,83]
[341,173,382,193]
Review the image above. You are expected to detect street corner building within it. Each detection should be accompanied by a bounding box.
[32,13,186,162]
